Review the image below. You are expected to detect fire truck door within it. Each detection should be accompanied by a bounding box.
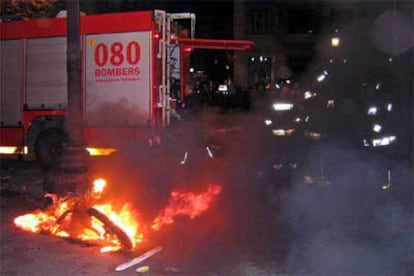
[26,37,68,109]
[0,40,23,127]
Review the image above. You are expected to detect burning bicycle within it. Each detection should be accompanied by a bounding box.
[13,177,222,253]
[14,178,143,252]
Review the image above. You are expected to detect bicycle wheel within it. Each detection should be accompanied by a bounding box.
[86,207,133,249]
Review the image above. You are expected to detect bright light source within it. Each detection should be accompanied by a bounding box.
[218,84,228,91]
[367,106,378,115]
[372,135,396,147]
[373,124,382,133]
[317,74,326,82]
[376,83,381,90]
[327,99,335,108]
[272,129,294,136]
[273,102,294,111]
[206,146,214,158]
[0,146,27,155]
[331,37,340,47]
[86,147,117,156]
[92,178,107,194]
[304,91,317,99]
[184,46,193,53]
[264,119,272,126]
[189,67,194,73]
[306,131,321,140]
[382,170,392,190]
[0,146,19,154]
[386,103,393,112]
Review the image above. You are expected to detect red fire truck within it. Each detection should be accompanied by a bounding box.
[0,10,254,168]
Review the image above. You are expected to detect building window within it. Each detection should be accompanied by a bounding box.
[287,8,314,34]
[288,56,310,74]
[247,9,273,35]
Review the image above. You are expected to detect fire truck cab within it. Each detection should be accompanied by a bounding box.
[0,10,254,169]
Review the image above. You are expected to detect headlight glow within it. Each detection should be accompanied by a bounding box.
[367,106,378,115]
[317,74,326,82]
[366,135,397,147]
[304,91,317,99]
[373,124,382,133]
[273,102,294,111]
[272,129,294,136]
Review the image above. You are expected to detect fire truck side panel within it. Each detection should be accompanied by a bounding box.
[0,39,24,149]
[84,31,152,127]
[26,37,68,109]
[0,11,159,157]
[0,40,24,127]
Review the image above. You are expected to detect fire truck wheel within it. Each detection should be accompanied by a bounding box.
[86,207,133,249]
[35,128,66,171]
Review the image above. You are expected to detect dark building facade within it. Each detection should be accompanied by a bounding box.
[233,0,413,91]
[233,0,334,90]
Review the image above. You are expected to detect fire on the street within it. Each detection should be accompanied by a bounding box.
[13,178,222,253]
[152,184,222,231]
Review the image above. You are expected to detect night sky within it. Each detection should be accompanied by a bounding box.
[136,0,234,39]
[79,0,235,39]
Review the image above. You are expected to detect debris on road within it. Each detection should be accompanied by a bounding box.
[115,246,163,272]
[135,265,150,273]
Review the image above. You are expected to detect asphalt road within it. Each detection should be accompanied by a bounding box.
[0,157,288,276]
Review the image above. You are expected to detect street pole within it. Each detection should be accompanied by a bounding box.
[67,0,83,144]
[53,0,89,195]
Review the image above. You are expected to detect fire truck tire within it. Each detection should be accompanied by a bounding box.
[34,128,66,171]
[86,207,133,249]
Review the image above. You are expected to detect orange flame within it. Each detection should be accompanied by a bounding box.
[13,179,222,252]
[14,212,57,233]
[151,184,222,230]
[92,203,143,249]
[13,178,144,252]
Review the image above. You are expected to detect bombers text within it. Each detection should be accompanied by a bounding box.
[95,67,140,77]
